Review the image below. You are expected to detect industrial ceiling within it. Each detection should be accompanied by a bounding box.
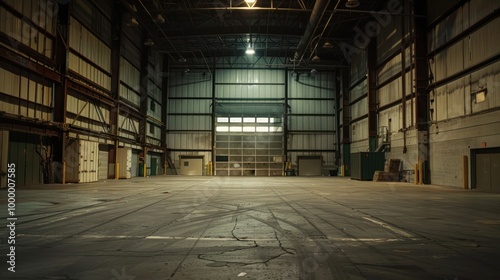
[126,0,391,69]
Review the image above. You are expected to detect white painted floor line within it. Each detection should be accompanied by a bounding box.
[18,233,413,243]
[363,217,415,238]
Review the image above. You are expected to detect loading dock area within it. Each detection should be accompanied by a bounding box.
[1,176,499,279]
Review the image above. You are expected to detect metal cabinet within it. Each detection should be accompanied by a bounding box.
[350,152,385,181]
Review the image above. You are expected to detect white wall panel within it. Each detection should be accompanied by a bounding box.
[168,99,211,114]
[289,134,335,150]
[167,133,212,150]
[289,116,334,131]
[288,100,335,115]
[377,54,401,85]
[288,73,335,99]
[216,69,285,84]
[216,84,283,99]
[68,17,111,89]
[351,118,368,142]
[469,0,499,26]
[351,97,367,120]
[167,115,211,131]
[168,74,212,98]
[350,79,367,101]
[469,19,500,67]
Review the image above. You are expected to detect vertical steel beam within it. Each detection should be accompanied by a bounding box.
[367,39,378,152]
[53,2,70,184]
[140,31,150,177]
[413,0,430,183]
[341,67,351,176]
[110,2,123,179]
[161,56,169,175]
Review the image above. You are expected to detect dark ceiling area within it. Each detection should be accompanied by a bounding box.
[125,0,390,68]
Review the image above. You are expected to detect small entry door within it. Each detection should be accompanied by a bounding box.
[472,147,500,192]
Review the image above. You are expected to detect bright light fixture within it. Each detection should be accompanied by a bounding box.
[245,47,255,55]
[245,0,257,7]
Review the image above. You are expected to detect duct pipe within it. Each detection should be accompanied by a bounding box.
[293,0,331,63]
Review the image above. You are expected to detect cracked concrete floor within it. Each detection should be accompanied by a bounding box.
[1,176,500,279]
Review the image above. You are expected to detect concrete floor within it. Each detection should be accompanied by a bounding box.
[1,176,500,280]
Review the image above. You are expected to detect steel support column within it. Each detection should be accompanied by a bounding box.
[414,0,430,183]
[367,39,378,152]
[160,57,169,175]
[110,3,123,179]
[53,2,70,184]
[140,31,150,177]
[341,67,351,176]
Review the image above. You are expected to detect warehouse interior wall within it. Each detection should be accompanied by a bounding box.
[343,0,500,187]
[0,0,498,187]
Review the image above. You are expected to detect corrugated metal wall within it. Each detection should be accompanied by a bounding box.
[166,64,337,176]
[288,70,337,174]
[167,71,212,172]
[427,0,500,187]
[0,1,58,185]
[344,0,500,186]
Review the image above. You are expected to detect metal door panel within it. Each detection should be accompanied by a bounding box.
[490,153,500,192]
[476,153,491,191]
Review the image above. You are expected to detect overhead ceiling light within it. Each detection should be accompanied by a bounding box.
[144,38,154,46]
[154,14,165,24]
[245,47,255,55]
[245,0,257,7]
[310,69,318,76]
[345,0,360,8]
[312,55,321,62]
[322,41,333,48]
[127,17,139,27]
[178,57,187,63]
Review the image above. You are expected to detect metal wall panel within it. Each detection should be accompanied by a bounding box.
[1,1,55,58]
[66,92,110,132]
[119,58,141,106]
[98,144,109,180]
[376,14,402,64]
[289,134,335,150]
[288,99,335,115]
[216,69,285,84]
[169,73,212,98]
[68,17,111,90]
[0,64,53,121]
[288,115,335,131]
[351,118,369,142]
[168,99,211,114]
[351,97,368,120]
[378,77,402,107]
[167,133,212,150]
[469,0,499,27]
[350,79,367,101]
[377,54,402,85]
[469,19,499,67]
[118,114,140,140]
[215,69,285,99]
[167,115,211,131]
